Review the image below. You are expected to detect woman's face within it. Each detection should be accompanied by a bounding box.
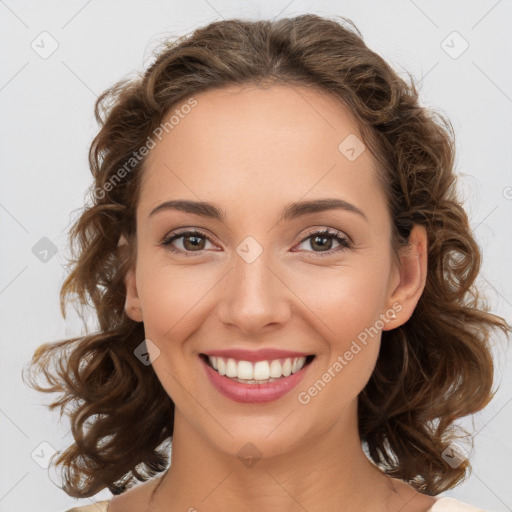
[123,83,426,461]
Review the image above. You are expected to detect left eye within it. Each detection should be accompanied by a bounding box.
[294,229,352,255]
[160,228,352,257]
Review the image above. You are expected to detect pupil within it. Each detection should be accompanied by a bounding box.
[184,235,204,250]
[312,235,331,251]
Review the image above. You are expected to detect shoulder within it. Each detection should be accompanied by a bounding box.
[64,476,160,512]
[107,476,162,512]
[64,500,110,512]
[431,497,490,512]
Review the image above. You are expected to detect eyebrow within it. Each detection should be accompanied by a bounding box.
[148,198,368,223]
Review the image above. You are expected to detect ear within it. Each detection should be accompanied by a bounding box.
[382,224,428,331]
[118,234,143,323]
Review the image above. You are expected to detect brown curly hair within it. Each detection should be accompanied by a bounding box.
[22,13,511,499]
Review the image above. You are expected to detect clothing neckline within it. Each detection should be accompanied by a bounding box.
[98,493,467,512]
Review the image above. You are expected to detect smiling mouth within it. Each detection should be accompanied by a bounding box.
[199,353,315,384]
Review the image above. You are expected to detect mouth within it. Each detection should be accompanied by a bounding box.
[199,353,315,383]
[199,353,315,403]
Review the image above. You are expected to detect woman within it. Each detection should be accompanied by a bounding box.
[23,14,510,512]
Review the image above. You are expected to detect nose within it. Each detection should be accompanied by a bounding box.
[217,241,291,335]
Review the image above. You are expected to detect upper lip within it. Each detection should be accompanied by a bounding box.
[201,348,313,362]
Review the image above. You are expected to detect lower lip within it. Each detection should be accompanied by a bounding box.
[200,356,312,404]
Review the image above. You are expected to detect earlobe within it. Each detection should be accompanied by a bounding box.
[382,224,428,331]
[124,267,143,322]
[118,234,143,323]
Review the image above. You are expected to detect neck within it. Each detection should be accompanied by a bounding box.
[150,399,401,512]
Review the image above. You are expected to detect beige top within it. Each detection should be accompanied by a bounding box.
[64,496,489,511]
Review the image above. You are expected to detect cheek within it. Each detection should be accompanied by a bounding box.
[137,262,216,341]
[285,260,389,402]
[289,260,390,345]
[294,267,386,408]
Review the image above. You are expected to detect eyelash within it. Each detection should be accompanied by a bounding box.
[160,228,353,258]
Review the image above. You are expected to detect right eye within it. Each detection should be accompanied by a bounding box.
[161,229,217,256]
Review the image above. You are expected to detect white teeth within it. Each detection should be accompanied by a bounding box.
[253,361,270,380]
[217,357,226,375]
[269,359,282,378]
[237,360,253,380]
[282,358,292,377]
[206,355,308,381]
[226,358,238,378]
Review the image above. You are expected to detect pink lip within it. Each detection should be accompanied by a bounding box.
[201,348,311,363]
[199,354,313,404]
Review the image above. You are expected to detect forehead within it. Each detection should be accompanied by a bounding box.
[139,83,385,223]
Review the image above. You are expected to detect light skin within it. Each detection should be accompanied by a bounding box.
[113,84,434,511]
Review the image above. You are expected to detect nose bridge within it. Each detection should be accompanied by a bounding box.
[220,234,289,331]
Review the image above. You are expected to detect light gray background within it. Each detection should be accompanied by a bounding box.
[1,1,511,511]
